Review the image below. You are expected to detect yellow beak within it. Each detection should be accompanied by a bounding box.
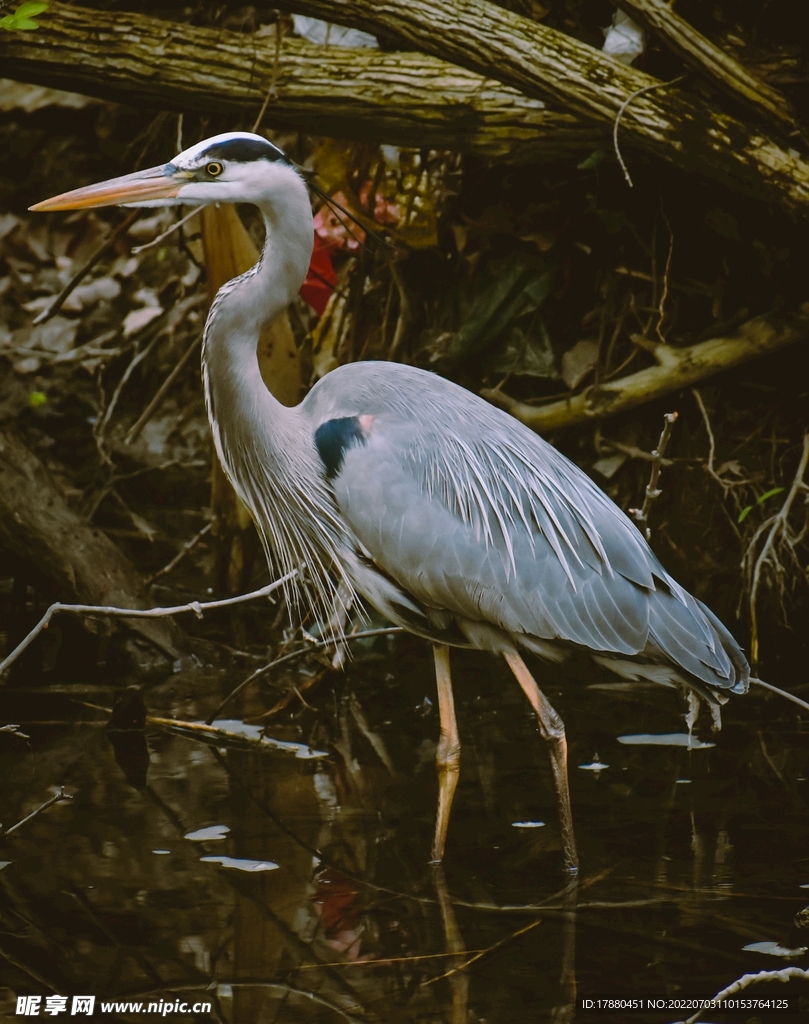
[29,164,187,212]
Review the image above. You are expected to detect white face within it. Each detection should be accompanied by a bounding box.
[30,131,303,212]
[164,132,299,207]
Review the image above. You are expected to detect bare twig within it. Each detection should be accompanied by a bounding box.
[0,572,297,677]
[744,433,809,668]
[613,76,685,188]
[681,966,809,1024]
[32,211,140,325]
[482,304,809,433]
[130,206,200,255]
[750,677,809,714]
[94,332,162,446]
[629,412,678,539]
[422,918,543,987]
[599,438,674,466]
[207,626,403,724]
[387,259,413,359]
[251,13,284,132]
[124,332,202,444]
[145,521,212,586]
[95,293,206,450]
[692,388,724,491]
[655,209,674,345]
[1,787,73,837]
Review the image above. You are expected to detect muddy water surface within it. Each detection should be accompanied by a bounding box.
[1,635,808,1023]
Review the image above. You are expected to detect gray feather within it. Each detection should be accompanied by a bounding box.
[304,362,749,695]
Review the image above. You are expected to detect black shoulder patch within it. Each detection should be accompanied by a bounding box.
[199,137,288,165]
[314,417,367,480]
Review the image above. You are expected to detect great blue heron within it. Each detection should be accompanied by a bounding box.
[33,131,755,874]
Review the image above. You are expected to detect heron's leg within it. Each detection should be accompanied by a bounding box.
[432,862,469,1024]
[503,650,579,874]
[431,644,461,863]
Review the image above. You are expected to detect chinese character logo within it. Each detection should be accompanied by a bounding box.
[70,997,95,1016]
[16,996,41,1016]
[44,996,68,1016]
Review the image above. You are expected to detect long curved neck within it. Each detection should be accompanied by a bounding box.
[202,176,313,427]
[200,174,351,621]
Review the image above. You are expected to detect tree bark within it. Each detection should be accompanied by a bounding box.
[481,305,809,432]
[276,0,809,216]
[612,0,798,135]
[0,2,605,165]
[0,429,183,659]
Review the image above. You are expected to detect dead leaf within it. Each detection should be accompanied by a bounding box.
[592,454,627,479]
[72,276,121,308]
[123,307,162,338]
[13,357,42,375]
[561,339,599,389]
[0,213,20,241]
[0,79,97,113]
[28,317,79,354]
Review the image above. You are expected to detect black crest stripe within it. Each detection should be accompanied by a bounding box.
[199,138,288,164]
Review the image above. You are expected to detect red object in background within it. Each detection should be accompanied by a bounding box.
[300,234,338,316]
[312,868,369,960]
[301,185,400,316]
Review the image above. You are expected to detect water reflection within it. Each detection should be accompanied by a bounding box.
[1,637,808,1021]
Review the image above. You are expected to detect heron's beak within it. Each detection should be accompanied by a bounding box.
[29,164,189,212]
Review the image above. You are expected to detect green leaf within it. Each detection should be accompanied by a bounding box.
[15,2,50,16]
[28,391,47,408]
[0,2,48,30]
[738,486,786,522]
[577,149,606,171]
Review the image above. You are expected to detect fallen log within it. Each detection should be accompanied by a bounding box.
[612,0,798,136]
[0,2,605,165]
[279,0,809,216]
[0,428,183,661]
[481,305,809,432]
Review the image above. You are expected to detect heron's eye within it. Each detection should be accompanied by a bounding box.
[206,162,224,177]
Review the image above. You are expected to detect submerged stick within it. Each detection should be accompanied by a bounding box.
[1,787,73,837]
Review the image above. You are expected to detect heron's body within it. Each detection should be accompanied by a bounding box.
[33,131,751,871]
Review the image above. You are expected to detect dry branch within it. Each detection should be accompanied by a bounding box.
[482,305,809,433]
[279,0,809,216]
[0,573,296,677]
[743,433,809,669]
[613,0,798,135]
[682,967,809,1024]
[628,411,678,539]
[0,2,604,166]
[0,428,183,662]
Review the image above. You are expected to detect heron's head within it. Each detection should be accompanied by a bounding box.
[30,131,301,212]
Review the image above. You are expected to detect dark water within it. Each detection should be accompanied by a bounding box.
[1,633,808,1023]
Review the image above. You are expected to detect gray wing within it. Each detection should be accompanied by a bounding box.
[304,362,749,694]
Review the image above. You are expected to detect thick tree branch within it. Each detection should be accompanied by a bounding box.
[0,428,183,661]
[482,305,809,432]
[279,0,809,216]
[0,3,604,165]
[613,0,798,135]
